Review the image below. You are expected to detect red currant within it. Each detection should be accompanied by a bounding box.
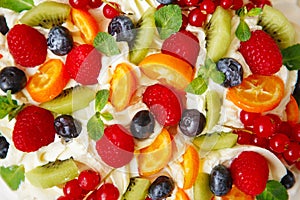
[231,0,243,10]
[86,190,97,200]
[220,0,233,9]
[239,110,261,127]
[254,0,272,8]
[96,183,120,200]
[291,123,300,142]
[235,130,253,145]
[253,115,276,138]
[245,3,255,11]
[63,179,83,199]
[103,2,120,19]
[278,121,293,137]
[283,142,300,164]
[199,0,216,14]
[188,8,207,27]
[88,0,103,8]
[78,170,101,191]
[57,196,70,200]
[183,0,200,6]
[252,135,269,149]
[266,113,282,132]
[176,0,187,7]
[69,0,89,9]
[269,133,290,153]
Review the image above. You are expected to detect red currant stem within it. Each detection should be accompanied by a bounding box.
[100,168,116,184]
[222,124,254,134]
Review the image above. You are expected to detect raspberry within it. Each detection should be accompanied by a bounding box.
[230,151,269,196]
[65,44,102,85]
[142,84,182,126]
[239,30,282,75]
[7,24,47,67]
[12,106,56,152]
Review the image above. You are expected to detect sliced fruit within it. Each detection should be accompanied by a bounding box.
[20,1,71,29]
[227,74,285,113]
[206,6,231,62]
[26,159,79,189]
[193,172,213,200]
[286,95,299,124]
[193,132,238,151]
[110,62,137,111]
[259,5,296,49]
[176,188,190,200]
[181,145,199,190]
[138,128,172,176]
[40,86,96,114]
[129,7,156,65]
[71,8,99,44]
[121,177,151,200]
[26,59,70,103]
[205,90,221,131]
[138,53,195,90]
[215,185,254,200]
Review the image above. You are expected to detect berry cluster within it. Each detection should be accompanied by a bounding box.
[69,0,103,9]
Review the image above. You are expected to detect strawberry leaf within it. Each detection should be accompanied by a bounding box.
[95,89,109,112]
[0,165,25,190]
[87,112,104,141]
[235,20,251,42]
[0,0,33,12]
[256,180,288,200]
[93,32,120,56]
[282,44,300,70]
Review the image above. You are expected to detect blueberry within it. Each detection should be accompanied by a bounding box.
[0,67,27,94]
[54,115,82,139]
[209,164,232,196]
[156,0,174,4]
[280,168,296,189]
[148,176,175,200]
[216,58,243,88]
[47,26,73,56]
[179,109,206,137]
[108,16,136,43]
[130,110,155,140]
[0,136,9,159]
[0,15,9,35]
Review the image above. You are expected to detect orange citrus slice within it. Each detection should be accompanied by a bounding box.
[227,74,284,113]
[181,145,199,189]
[217,185,254,200]
[138,128,172,176]
[138,53,195,90]
[286,95,299,124]
[26,59,70,103]
[176,188,190,200]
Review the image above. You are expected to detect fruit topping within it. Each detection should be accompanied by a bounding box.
[19,1,71,29]
[142,83,182,126]
[7,24,47,67]
[63,179,83,199]
[182,145,200,189]
[188,7,208,28]
[103,2,121,19]
[0,136,9,159]
[209,164,232,196]
[0,67,27,94]
[65,44,102,85]
[179,109,206,137]
[96,183,120,199]
[230,151,269,196]
[25,159,79,189]
[280,168,296,190]
[54,114,82,139]
[214,185,254,200]
[130,110,155,140]
[157,0,175,4]
[286,95,299,124]
[205,90,221,131]
[0,15,9,35]
[47,26,74,56]
[96,124,134,168]
[108,15,136,43]
[88,0,103,8]
[78,169,101,191]
[12,105,56,152]
[148,175,175,200]
[193,172,214,200]
[216,58,243,88]
[121,177,151,200]
[26,59,70,103]
[176,188,189,200]
[69,0,89,9]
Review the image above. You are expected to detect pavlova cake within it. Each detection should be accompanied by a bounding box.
[0,0,299,199]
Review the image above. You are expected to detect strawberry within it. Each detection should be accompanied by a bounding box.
[230,151,269,196]
[96,124,134,168]
[12,105,56,152]
[65,44,102,85]
[7,24,47,67]
[142,84,182,126]
[239,30,282,75]
[161,30,200,67]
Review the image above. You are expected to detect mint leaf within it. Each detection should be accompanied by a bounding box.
[210,70,225,84]
[247,7,262,16]
[93,32,120,56]
[0,0,34,12]
[87,113,104,141]
[256,180,288,200]
[0,92,23,120]
[101,112,113,121]
[95,89,109,112]
[0,165,25,190]
[155,4,182,40]
[185,76,208,95]
[198,57,225,85]
[235,20,251,41]
[282,44,300,70]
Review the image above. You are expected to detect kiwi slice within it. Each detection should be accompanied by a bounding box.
[193,132,238,151]
[259,5,296,49]
[206,6,231,62]
[193,172,213,200]
[205,90,221,131]
[26,159,79,189]
[121,177,151,200]
[40,86,96,114]
[129,7,156,65]
[19,1,71,29]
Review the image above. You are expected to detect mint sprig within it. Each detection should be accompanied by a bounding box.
[0,91,24,120]
[282,44,300,70]
[0,165,25,190]
[93,32,120,56]
[256,180,288,200]
[0,0,34,12]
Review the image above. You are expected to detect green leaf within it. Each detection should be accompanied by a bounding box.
[0,165,25,190]
[235,20,251,41]
[87,113,104,141]
[282,44,300,70]
[0,92,23,120]
[185,76,208,95]
[93,32,120,56]
[247,7,262,16]
[101,112,114,121]
[154,4,182,40]
[210,70,225,84]
[95,89,109,112]
[0,0,34,12]
[256,180,288,200]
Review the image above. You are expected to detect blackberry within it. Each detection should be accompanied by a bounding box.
[0,136,9,159]
[54,115,82,139]
[108,15,136,43]
[47,26,73,56]
[216,58,243,88]
[0,66,27,94]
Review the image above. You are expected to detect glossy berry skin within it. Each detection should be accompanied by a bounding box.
[0,136,9,159]
[96,183,120,200]
[63,179,83,199]
[269,133,290,153]
[69,0,89,8]
[88,0,103,8]
[235,130,253,145]
[78,170,100,191]
[199,0,216,14]
[0,15,9,35]
[103,3,120,19]
[188,8,207,27]
[209,164,232,196]
[220,0,233,9]
[283,142,300,163]
[232,0,244,10]
[216,58,243,88]
[239,110,261,127]
[0,66,27,94]
[291,123,300,142]
[179,109,206,137]
[108,16,136,43]
[280,168,295,189]
[156,0,174,4]
[253,115,276,138]
[183,0,199,6]
[130,110,155,140]
[148,176,175,200]
[54,115,82,139]
[47,26,73,56]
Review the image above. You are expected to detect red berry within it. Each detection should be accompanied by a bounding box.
[220,0,233,9]
[283,142,300,163]
[65,44,102,85]
[199,0,216,14]
[269,133,290,153]
[239,30,282,75]
[245,2,255,11]
[103,2,120,19]
[252,135,269,149]
[278,121,293,137]
[235,130,254,145]
[266,113,282,132]
[88,0,103,8]
[176,0,186,6]
[230,151,269,196]
[96,183,120,200]
[180,14,189,30]
[291,123,300,142]
[12,106,56,152]
[63,179,83,199]
[239,110,261,127]
[96,124,134,168]
[57,196,70,200]
[86,190,97,200]
[231,0,243,10]
[183,0,200,6]
[253,115,276,138]
[78,170,101,191]
[188,8,207,27]
[69,0,89,9]
[7,24,47,67]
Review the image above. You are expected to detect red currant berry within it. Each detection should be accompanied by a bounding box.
[253,115,276,138]
[63,179,83,199]
[103,2,120,19]
[188,8,207,27]
[269,133,290,153]
[57,196,70,200]
[199,0,216,14]
[78,170,101,191]
[283,142,300,164]
[252,135,269,149]
[235,130,253,145]
[266,113,282,132]
[239,110,261,127]
[176,0,187,7]
[86,190,97,200]
[88,0,103,8]
[184,0,200,6]
[255,0,272,8]
[96,183,120,200]
[291,123,300,142]
[278,121,293,137]
[231,0,243,10]
[220,0,233,9]
[69,0,89,9]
